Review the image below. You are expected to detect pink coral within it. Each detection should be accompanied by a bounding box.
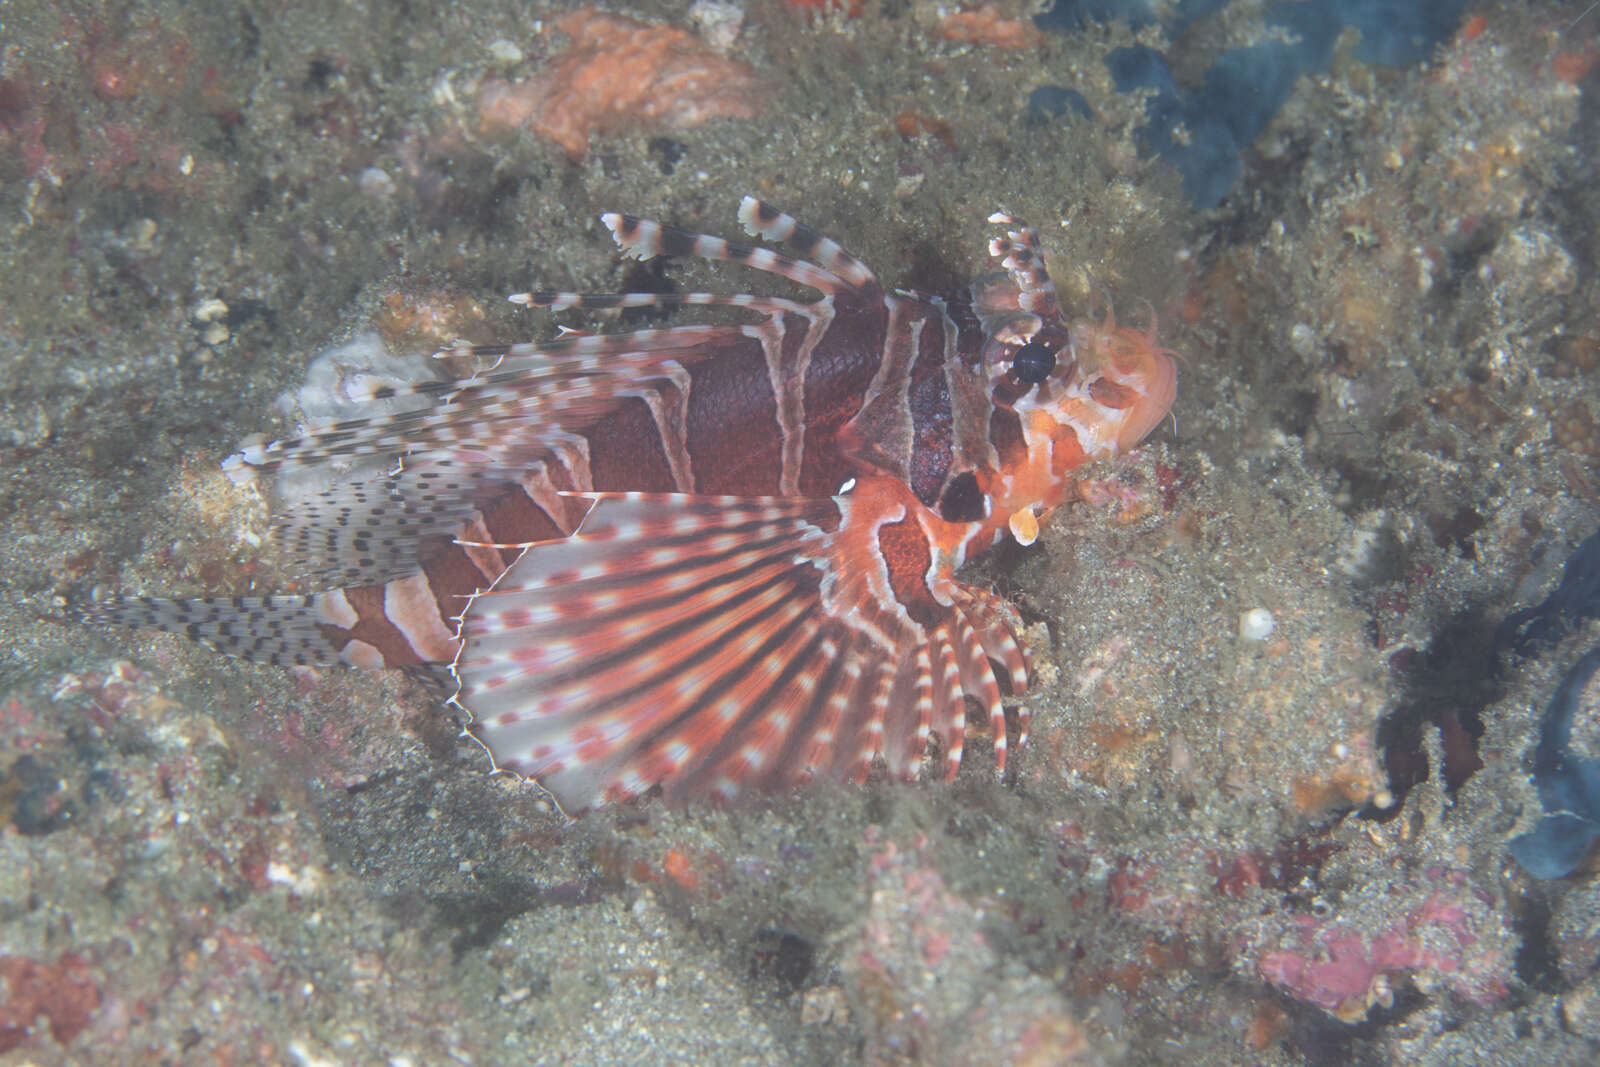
[1254,881,1510,1021]
[0,953,100,1053]
[479,9,763,159]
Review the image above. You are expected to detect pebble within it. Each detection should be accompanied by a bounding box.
[487,38,524,65]
[0,400,52,448]
[689,0,744,54]
[1561,977,1600,1041]
[359,166,396,200]
[1238,608,1276,641]
[194,298,231,346]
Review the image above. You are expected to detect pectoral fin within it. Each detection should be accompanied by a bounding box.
[453,480,1030,808]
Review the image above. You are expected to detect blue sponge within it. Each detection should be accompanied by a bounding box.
[1034,0,1472,207]
[1498,531,1600,878]
[1027,85,1095,124]
[1508,647,1600,879]
[1496,530,1600,660]
[1343,0,1476,66]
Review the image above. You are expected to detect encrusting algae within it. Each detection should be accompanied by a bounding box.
[478,9,763,159]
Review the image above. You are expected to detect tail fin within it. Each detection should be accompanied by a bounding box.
[88,564,469,670]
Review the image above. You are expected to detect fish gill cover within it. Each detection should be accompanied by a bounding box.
[1033,0,1474,208]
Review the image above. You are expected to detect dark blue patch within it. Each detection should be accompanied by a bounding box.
[1027,85,1095,124]
[1496,530,1600,662]
[1195,42,1304,155]
[1498,531,1600,878]
[1035,0,1472,208]
[1266,1,1344,70]
[1106,44,1178,97]
[1508,647,1600,878]
[1344,0,1475,67]
[1139,107,1242,210]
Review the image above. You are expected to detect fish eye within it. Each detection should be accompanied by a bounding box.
[1009,340,1056,385]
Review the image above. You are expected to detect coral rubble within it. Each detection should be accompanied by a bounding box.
[478,9,763,159]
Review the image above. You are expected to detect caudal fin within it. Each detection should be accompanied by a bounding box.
[84,594,342,666]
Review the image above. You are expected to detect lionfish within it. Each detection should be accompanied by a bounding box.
[96,198,1176,810]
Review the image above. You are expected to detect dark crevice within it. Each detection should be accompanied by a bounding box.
[617,257,679,326]
[1512,889,1563,993]
[1364,605,1500,821]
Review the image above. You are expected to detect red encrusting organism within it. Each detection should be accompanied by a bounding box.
[93,198,1177,810]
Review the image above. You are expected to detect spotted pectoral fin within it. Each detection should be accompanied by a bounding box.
[452,480,1030,809]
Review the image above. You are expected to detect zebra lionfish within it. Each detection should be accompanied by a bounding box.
[97,198,1177,809]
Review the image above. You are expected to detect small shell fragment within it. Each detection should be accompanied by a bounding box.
[1238,608,1275,642]
[1008,507,1039,546]
[487,38,525,65]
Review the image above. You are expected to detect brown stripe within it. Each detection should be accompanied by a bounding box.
[988,406,1027,468]
[587,395,681,492]
[684,336,785,496]
[421,540,500,631]
[483,485,566,553]
[820,296,906,491]
[940,304,1001,487]
[905,309,955,508]
[325,582,428,666]
[876,515,940,629]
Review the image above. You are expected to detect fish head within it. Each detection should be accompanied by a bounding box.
[975,313,1178,546]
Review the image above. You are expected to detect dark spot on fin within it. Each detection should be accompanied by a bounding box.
[939,471,987,523]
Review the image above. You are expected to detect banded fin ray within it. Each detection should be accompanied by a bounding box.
[603,196,879,295]
[454,484,1030,809]
[225,327,731,483]
[262,426,600,587]
[227,199,881,589]
[228,329,736,583]
[736,197,877,288]
[971,214,1064,344]
[509,289,812,318]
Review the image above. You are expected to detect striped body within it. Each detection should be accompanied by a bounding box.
[101,198,1177,808]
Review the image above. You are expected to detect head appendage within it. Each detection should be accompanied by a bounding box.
[972,212,1071,353]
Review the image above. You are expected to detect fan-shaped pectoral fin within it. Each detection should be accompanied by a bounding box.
[451,479,1031,809]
